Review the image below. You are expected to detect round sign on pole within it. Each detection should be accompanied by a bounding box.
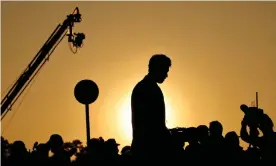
[74,79,99,146]
[74,79,99,105]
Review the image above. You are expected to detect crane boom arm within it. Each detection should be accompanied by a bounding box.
[1,7,85,120]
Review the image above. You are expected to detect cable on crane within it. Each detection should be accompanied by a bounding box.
[2,77,19,97]
[1,32,67,122]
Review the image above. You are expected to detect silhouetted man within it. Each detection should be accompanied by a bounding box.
[131,54,172,161]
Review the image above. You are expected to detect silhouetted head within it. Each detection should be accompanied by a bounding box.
[121,145,131,156]
[105,138,120,154]
[10,141,27,156]
[209,121,223,137]
[240,104,249,114]
[148,54,171,84]
[1,137,9,149]
[99,137,105,143]
[48,134,64,153]
[197,125,209,142]
[105,139,120,146]
[88,138,102,151]
[225,131,239,147]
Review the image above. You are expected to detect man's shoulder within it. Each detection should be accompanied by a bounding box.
[133,78,152,92]
[132,81,144,95]
[131,79,151,99]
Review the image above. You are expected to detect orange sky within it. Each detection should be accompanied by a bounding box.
[1,1,276,150]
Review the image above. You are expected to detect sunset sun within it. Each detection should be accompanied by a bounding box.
[117,90,177,143]
[117,94,132,142]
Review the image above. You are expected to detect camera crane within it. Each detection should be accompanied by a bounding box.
[1,7,86,121]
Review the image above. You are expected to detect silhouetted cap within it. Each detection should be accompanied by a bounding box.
[105,138,120,146]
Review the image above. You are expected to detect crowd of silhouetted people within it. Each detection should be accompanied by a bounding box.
[1,54,276,165]
[1,111,276,166]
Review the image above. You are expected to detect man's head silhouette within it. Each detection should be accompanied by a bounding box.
[148,54,171,84]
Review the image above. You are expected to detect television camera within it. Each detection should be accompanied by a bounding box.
[169,127,198,143]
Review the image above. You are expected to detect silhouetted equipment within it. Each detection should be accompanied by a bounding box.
[1,7,85,120]
[170,127,190,142]
[74,79,99,146]
[240,92,264,148]
[240,104,264,127]
[256,92,259,108]
[240,92,263,127]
